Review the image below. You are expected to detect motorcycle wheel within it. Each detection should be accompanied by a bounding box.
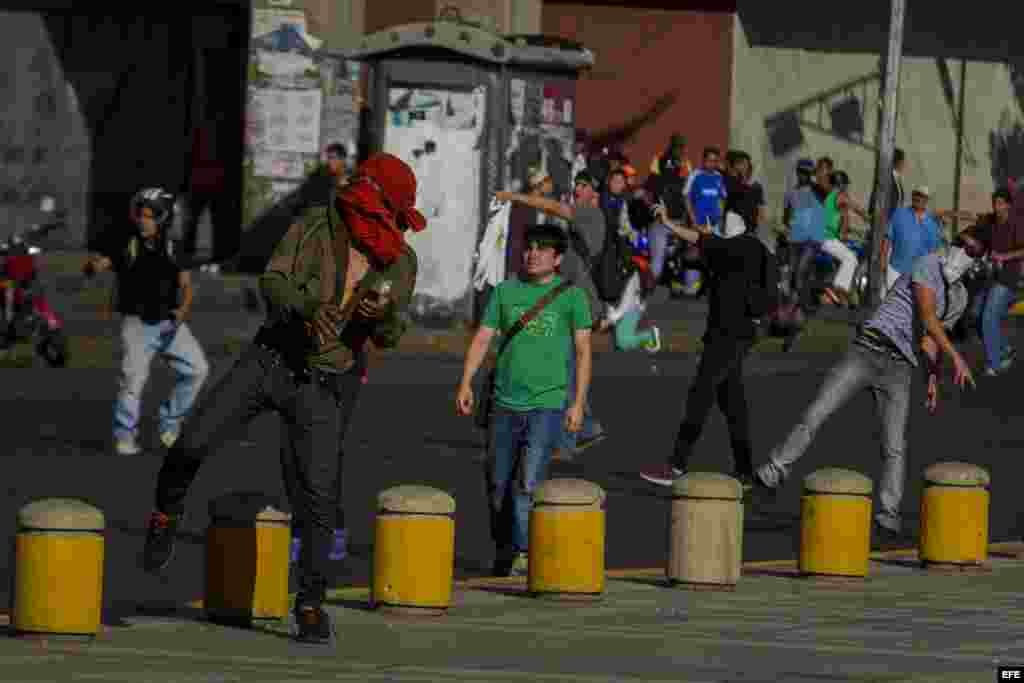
[851,261,869,308]
[37,330,68,368]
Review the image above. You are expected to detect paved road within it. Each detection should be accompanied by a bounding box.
[1,319,1022,616]
[6,554,1024,682]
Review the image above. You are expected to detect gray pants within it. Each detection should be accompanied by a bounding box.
[765,343,912,527]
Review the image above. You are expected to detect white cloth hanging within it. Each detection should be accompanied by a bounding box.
[473,197,510,291]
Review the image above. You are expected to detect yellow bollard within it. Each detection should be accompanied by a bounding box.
[667,473,743,591]
[529,479,606,601]
[799,468,873,579]
[13,498,105,638]
[205,492,291,625]
[920,462,990,571]
[372,485,455,616]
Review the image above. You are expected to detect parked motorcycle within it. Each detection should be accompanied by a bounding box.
[0,198,69,367]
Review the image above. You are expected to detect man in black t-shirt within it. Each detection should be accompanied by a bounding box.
[84,188,210,456]
[640,204,765,490]
[723,151,766,236]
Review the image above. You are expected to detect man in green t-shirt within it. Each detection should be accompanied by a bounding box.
[456,223,593,577]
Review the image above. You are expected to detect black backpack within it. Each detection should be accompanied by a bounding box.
[744,235,781,322]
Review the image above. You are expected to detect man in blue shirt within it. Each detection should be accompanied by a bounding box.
[883,185,944,292]
[685,147,727,235]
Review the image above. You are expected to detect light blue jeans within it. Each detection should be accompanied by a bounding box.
[113,316,209,440]
[972,283,1015,371]
[647,223,673,281]
[485,408,564,551]
[615,310,656,351]
[765,343,912,527]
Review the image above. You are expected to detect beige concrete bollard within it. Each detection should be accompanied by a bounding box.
[373,485,456,616]
[668,473,743,591]
[920,462,990,573]
[14,498,105,638]
[529,479,606,601]
[205,492,291,626]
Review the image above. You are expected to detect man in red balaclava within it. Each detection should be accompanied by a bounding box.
[141,152,421,647]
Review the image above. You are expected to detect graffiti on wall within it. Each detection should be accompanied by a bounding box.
[384,86,487,320]
[242,5,359,229]
[505,79,575,199]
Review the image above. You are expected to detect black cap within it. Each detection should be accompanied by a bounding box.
[574,170,596,188]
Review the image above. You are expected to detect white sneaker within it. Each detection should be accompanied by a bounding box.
[605,302,624,325]
[115,436,142,456]
[755,460,786,488]
[160,430,180,449]
[642,326,661,353]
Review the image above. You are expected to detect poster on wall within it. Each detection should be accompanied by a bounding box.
[249,89,322,154]
[242,3,360,231]
[505,78,575,198]
[320,92,357,152]
[384,85,486,319]
[251,9,307,39]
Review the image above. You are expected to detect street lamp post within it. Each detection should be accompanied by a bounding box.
[868,0,907,310]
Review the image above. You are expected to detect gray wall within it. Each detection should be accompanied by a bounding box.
[0,8,246,249]
[730,12,1024,240]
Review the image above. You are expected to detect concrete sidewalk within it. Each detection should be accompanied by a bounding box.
[3,544,1023,682]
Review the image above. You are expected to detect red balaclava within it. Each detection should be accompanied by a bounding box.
[336,153,427,266]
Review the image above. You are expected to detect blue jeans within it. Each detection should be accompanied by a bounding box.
[972,283,1015,370]
[114,316,209,440]
[558,343,602,451]
[485,408,564,551]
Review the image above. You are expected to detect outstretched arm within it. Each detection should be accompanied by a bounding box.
[495,191,574,221]
[656,204,704,244]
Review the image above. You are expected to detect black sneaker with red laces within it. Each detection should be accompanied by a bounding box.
[294,603,336,646]
[142,510,182,574]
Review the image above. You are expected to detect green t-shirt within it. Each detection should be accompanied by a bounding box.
[823,190,842,240]
[482,275,593,411]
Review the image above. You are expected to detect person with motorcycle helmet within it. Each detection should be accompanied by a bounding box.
[754,240,982,539]
[777,159,825,349]
[83,187,210,456]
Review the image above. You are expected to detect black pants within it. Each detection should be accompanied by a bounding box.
[154,343,345,608]
[182,189,239,262]
[788,241,820,308]
[671,335,754,477]
[285,356,365,532]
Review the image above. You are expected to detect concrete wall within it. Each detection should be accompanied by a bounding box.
[730,12,1024,238]
[544,3,733,178]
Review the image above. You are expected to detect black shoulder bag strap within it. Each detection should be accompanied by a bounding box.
[494,279,574,359]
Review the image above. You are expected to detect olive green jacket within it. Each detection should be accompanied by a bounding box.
[258,203,418,372]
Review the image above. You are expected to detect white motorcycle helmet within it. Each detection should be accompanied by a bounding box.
[941,244,976,284]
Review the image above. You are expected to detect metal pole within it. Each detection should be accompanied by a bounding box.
[952,58,967,237]
[867,0,906,310]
